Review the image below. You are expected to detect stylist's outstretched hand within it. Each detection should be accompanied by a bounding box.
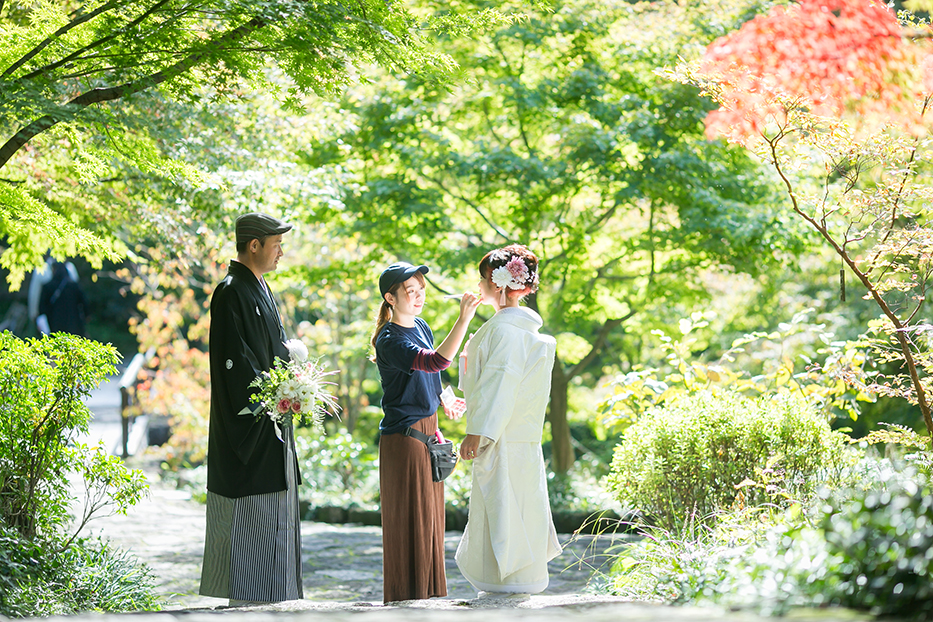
[459,292,481,320]
[435,292,481,362]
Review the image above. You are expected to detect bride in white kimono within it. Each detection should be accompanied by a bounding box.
[455,244,562,594]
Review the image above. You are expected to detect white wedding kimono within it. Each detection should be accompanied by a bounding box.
[455,306,562,594]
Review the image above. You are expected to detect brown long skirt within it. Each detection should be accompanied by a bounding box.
[379,413,447,603]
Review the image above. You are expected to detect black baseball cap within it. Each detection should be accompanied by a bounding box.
[379,262,429,297]
[235,212,292,244]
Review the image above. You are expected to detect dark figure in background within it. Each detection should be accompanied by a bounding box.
[38,261,88,336]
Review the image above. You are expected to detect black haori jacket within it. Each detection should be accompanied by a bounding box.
[206,260,299,498]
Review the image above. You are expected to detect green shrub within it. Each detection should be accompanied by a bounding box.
[816,468,933,617]
[0,527,160,617]
[0,332,147,541]
[606,459,933,619]
[296,431,380,508]
[0,332,154,617]
[607,390,846,531]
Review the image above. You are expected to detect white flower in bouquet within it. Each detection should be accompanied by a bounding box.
[243,341,340,441]
[285,338,309,363]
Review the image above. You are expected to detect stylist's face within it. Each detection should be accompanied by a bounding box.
[388,276,425,316]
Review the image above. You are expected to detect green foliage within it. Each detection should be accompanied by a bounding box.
[858,423,933,471]
[0,185,122,289]
[598,310,876,431]
[0,331,147,542]
[817,469,933,617]
[0,528,160,618]
[607,462,933,619]
[0,0,508,287]
[321,0,807,472]
[607,389,847,531]
[295,431,380,509]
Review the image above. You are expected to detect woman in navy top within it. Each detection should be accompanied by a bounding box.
[371,261,479,603]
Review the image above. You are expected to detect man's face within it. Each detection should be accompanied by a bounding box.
[252,234,284,274]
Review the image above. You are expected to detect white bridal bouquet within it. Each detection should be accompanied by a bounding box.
[242,339,340,441]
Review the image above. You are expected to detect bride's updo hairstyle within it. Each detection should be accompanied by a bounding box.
[478,244,540,299]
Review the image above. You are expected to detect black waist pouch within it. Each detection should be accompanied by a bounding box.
[403,427,459,482]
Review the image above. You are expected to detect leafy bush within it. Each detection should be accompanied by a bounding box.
[607,390,846,531]
[598,311,875,432]
[0,331,147,541]
[815,468,933,617]
[606,457,933,619]
[0,527,159,617]
[0,332,155,618]
[295,431,380,509]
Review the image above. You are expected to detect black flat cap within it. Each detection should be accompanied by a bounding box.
[379,262,429,297]
[235,212,292,243]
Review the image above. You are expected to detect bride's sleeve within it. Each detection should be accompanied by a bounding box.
[464,329,523,443]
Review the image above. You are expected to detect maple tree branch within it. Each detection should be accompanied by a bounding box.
[568,315,633,380]
[584,200,619,236]
[493,39,536,160]
[19,0,177,82]
[906,292,926,325]
[864,97,930,275]
[422,173,512,240]
[3,0,126,78]
[873,230,917,286]
[766,130,933,438]
[0,16,265,170]
[639,199,655,280]
[481,99,507,148]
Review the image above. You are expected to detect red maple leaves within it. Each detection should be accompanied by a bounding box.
[699,0,932,141]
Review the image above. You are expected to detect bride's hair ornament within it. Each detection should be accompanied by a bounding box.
[480,245,539,295]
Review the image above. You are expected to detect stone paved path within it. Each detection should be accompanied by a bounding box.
[86,458,627,610]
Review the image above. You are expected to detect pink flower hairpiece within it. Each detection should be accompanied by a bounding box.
[491,256,535,290]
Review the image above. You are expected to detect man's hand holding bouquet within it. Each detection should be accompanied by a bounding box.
[240,339,340,441]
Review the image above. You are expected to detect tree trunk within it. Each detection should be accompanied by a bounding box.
[548,360,574,474]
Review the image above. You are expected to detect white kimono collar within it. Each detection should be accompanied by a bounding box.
[490,306,544,331]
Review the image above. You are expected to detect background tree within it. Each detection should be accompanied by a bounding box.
[313,0,805,472]
[692,0,933,440]
[0,0,508,288]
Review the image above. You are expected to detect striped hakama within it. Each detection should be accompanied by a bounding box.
[379,413,447,603]
[199,425,303,602]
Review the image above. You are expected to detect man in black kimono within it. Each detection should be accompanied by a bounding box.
[199,212,304,604]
